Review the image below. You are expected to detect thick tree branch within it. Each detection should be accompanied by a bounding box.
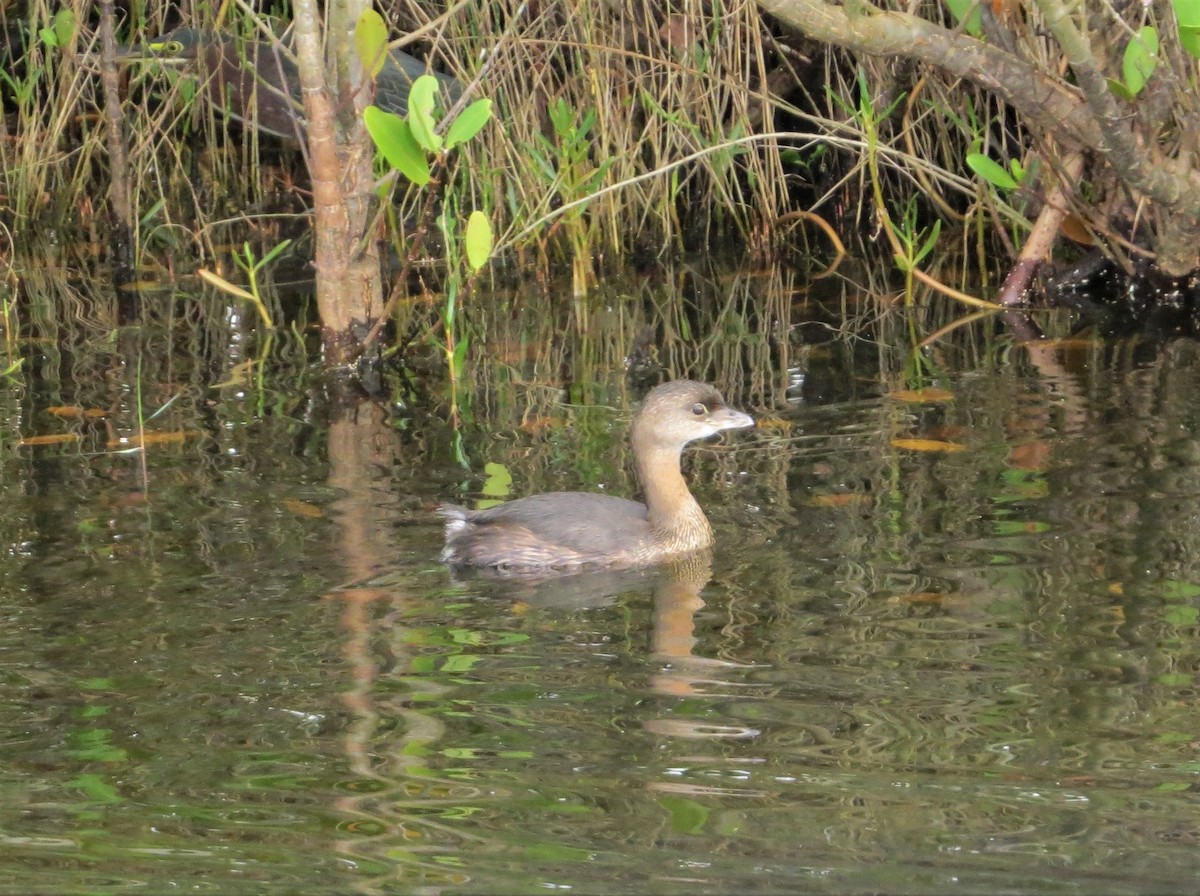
[757,0,1200,273]
[1033,0,1200,212]
[757,0,1100,148]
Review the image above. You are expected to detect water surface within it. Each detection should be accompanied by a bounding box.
[1,288,1199,894]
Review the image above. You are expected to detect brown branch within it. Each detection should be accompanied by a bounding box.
[756,0,1101,149]
[997,152,1085,305]
[756,0,1200,274]
[1032,0,1200,213]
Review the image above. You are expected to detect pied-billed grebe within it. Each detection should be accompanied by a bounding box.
[440,380,754,571]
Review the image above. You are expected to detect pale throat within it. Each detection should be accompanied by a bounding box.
[633,440,711,541]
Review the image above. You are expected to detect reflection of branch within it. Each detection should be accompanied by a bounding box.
[1000,310,1090,435]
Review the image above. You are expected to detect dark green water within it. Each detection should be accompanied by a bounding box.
[2,294,1199,894]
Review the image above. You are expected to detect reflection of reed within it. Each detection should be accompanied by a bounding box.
[441,262,799,536]
[326,400,489,891]
[647,262,795,407]
[464,259,795,408]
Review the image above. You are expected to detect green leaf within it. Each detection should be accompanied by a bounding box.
[53,9,75,47]
[444,99,493,150]
[966,153,1019,191]
[1163,605,1199,626]
[442,267,458,331]
[1174,0,1200,29]
[440,654,480,673]
[364,105,430,185]
[914,219,941,265]
[1122,26,1159,97]
[1154,781,1192,792]
[548,98,573,138]
[1107,77,1134,101]
[451,330,469,378]
[354,9,389,78]
[943,0,983,35]
[465,210,493,273]
[406,75,443,153]
[481,461,512,497]
[259,238,293,266]
[71,773,121,803]
[1179,25,1200,59]
[659,796,710,834]
[1159,580,1200,599]
[1155,676,1195,688]
[78,677,116,690]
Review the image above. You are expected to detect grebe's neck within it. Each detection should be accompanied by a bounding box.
[632,435,713,551]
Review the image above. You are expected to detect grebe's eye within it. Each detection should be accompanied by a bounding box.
[691,402,706,416]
